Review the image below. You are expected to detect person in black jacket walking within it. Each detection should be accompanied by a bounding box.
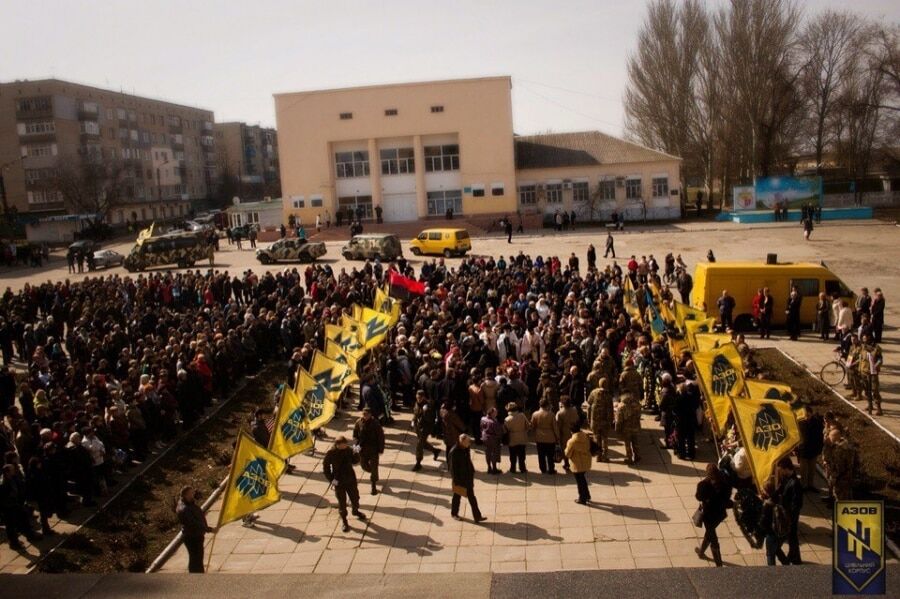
[176,485,214,573]
[448,434,486,523]
[695,463,732,567]
[776,459,804,564]
[353,408,385,495]
[323,436,367,532]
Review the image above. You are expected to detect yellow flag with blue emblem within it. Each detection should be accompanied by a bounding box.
[684,317,717,351]
[728,394,801,491]
[693,342,745,435]
[310,350,353,402]
[745,379,808,421]
[327,323,364,360]
[674,302,707,329]
[268,386,313,460]
[325,339,359,383]
[358,306,392,350]
[693,332,733,353]
[374,286,400,326]
[217,431,286,527]
[351,304,363,322]
[622,277,643,323]
[295,368,336,430]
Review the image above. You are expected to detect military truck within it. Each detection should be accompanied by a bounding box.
[255,238,326,264]
[341,233,403,261]
[124,231,210,272]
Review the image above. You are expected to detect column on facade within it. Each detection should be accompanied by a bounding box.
[367,138,382,216]
[413,135,427,218]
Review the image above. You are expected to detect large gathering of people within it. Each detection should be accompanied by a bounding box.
[0,239,886,573]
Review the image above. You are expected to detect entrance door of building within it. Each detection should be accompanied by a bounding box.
[382,193,418,222]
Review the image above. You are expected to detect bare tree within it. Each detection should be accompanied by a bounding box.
[799,11,865,173]
[50,159,128,231]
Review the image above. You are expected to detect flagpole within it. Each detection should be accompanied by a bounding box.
[204,527,218,572]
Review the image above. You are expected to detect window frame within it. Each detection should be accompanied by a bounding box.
[545,183,563,204]
[651,176,669,198]
[423,144,459,172]
[572,181,590,203]
[625,177,642,200]
[518,184,537,205]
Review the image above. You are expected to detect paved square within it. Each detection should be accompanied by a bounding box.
[162,408,835,574]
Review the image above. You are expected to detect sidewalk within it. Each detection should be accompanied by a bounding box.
[160,410,836,575]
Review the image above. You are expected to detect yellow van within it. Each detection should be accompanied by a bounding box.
[691,260,855,330]
[409,228,472,257]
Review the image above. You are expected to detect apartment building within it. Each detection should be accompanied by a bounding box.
[0,78,217,230]
[275,76,681,226]
[215,122,279,199]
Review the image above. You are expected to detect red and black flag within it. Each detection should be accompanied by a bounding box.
[388,271,425,300]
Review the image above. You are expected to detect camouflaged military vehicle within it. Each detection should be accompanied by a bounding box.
[255,238,327,264]
[123,232,210,272]
[341,233,403,261]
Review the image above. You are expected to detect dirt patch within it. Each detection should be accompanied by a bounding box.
[37,364,286,573]
[754,348,900,545]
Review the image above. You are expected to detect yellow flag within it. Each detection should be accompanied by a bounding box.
[374,286,400,326]
[622,277,642,322]
[659,300,677,325]
[310,350,353,402]
[217,431,286,527]
[268,386,313,460]
[325,339,359,382]
[668,337,689,361]
[693,342,745,435]
[327,323,364,360]
[684,317,717,351]
[295,368,336,430]
[351,304,363,322]
[694,333,734,353]
[358,306,391,350]
[674,302,707,329]
[745,380,808,421]
[728,395,801,491]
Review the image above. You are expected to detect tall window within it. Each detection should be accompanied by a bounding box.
[426,189,462,216]
[380,148,415,175]
[424,144,459,172]
[652,177,669,197]
[335,151,370,178]
[625,177,642,200]
[598,180,616,200]
[572,181,590,202]
[518,185,536,205]
[545,183,563,204]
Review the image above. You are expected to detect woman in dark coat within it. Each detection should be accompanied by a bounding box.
[695,462,732,567]
[815,292,830,341]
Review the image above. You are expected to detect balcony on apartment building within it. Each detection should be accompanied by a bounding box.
[170,135,184,151]
[18,128,56,144]
[168,118,183,134]
[77,102,100,121]
[15,97,53,120]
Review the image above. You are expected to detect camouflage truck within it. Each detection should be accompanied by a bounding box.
[255,238,326,264]
[123,232,211,272]
[341,233,403,261]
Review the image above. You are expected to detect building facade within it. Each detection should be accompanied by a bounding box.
[275,76,518,225]
[276,76,682,226]
[215,122,279,199]
[0,78,217,230]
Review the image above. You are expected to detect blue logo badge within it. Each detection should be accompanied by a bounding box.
[236,457,269,500]
[281,406,308,444]
[834,501,885,594]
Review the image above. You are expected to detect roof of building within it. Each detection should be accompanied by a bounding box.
[514,131,680,170]
[0,78,213,115]
[274,76,511,98]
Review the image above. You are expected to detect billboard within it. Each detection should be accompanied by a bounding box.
[732,186,755,211]
[754,177,823,209]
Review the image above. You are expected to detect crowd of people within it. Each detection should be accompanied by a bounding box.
[0,240,884,572]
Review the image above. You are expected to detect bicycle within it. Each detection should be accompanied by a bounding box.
[818,347,848,387]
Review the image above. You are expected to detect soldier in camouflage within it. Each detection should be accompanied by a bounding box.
[858,334,883,415]
[588,377,614,462]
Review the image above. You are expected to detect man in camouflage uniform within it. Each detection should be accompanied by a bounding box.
[618,358,642,404]
[615,391,642,464]
[823,427,854,500]
[588,377,614,462]
[635,345,656,413]
[594,347,618,395]
[845,335,862,400]
[858,334,883,415]
[412,390,440,471]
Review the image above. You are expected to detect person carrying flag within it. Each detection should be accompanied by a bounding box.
[323,436,367,533]
[176,485,215,573]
